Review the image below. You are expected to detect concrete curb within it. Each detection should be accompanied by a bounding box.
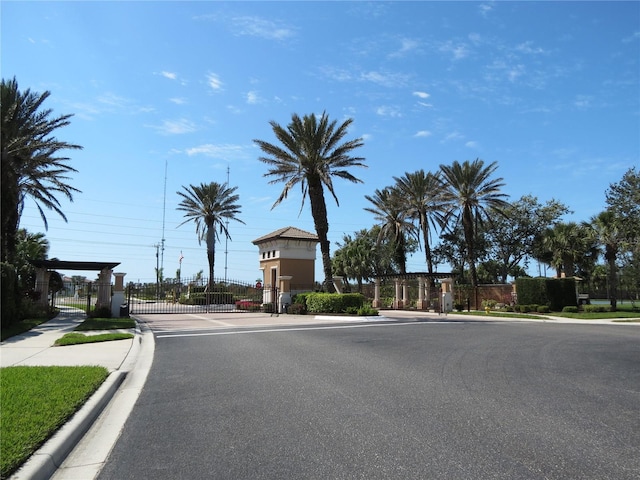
[11,371,126,480]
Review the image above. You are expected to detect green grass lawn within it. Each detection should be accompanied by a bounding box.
[0,366,109,478]
[75,317,135,331]
[55,331,134,346]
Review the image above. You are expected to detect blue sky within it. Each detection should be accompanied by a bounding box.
[3,1,639,284]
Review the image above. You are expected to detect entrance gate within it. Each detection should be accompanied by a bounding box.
[126,277,270,315]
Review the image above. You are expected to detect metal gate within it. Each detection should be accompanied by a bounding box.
[126,277,274,315]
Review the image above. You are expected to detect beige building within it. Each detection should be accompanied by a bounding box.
[252,226,319,310]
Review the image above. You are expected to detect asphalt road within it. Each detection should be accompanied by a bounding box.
[98,319,640,479]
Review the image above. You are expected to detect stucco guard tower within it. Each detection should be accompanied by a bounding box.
[252,226,319,312]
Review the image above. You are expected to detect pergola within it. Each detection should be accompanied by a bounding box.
[372,272,455,311]
[29,260,122,311]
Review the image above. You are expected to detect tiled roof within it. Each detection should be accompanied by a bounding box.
[252,226,319,244]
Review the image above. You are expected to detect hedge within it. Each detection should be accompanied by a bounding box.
[305,293,365,314]
[516,277,577,311]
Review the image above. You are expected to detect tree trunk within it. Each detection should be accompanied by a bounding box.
[308,180,334,292]
[206,226,215,288]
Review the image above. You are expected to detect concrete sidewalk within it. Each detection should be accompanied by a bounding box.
[1,307,143,480]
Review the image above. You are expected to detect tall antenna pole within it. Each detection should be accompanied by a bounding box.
[224,164,229,284]
[161,159,167,278]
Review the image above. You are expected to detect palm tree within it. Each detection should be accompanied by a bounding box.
[254,112,366,292]
[176,182,244,287]
[589,211,621,311]
[364,187,417,274]
[1,77,82,264]
[538,222,589,279]
[439,159,509,303]
[393,169,445,275]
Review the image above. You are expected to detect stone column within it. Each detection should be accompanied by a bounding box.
[402,279,409,308]
[34,268,51,307]
[417,276,427,310]
[96,268,113,309]
[372,278,381,308]
[394,278,402,309]
[278,275,293,313]
[111,272,126,317]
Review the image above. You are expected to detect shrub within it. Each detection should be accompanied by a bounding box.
[235,300,261,311]
[537,305,550,313]
[305,293,365,314]
[454,302,464,312]
[262,302,275,313]
[292,293,311,308]
[562,306,579,313]
[516,278,548,306]
[482,299,497,309]
[504,305,514,312]
[583,304,609,313]
[357,305,379,316]
[286,303,306,315]
[89,306,112,318]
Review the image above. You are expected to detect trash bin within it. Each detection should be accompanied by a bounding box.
[119,304,129,317]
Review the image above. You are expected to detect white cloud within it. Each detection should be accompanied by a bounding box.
[414,130,432,138]
[375,105,402,117]
[207,73,223,91]
[574,95,592,109]
[413,91,430,99]
[439,41,469,60]
[361,70,409,87]
[389,38,419,58]
[169,97,186,105]
[161,71,177,80]
[150,118,197,135]
[232,16,295,41]
[246,91,261,104]
[185,143,248,159]
[442,131,464,143]
[465,141,479,148]
[478,3,494,18]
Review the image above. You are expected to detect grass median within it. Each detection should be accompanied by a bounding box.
[0,366,109,478]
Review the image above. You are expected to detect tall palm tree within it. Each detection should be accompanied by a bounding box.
[1,77,82,264]
[176,182,244,287]
[589,211,620,311]
[364,187,417,274]
[439,159,509,301]
[393,169,445,275]
[539,222,591,279]
[254,112,366,292]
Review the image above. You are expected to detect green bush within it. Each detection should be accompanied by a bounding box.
[546,277,577,311]
[516,278,548,306]
[583,304,609,313]
[1,263,18,328]
[562,306,579,313]
[89,306,112,318]
[516,277,576,311]
[357,305,379,316]
[306,293,365,314]
[292,293,311,308]
[537,305,550,313]
[262,302,275,313]
[286,303,306,315]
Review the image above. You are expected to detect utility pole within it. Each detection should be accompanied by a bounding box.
[161,159,167,277]
[153,243,160,300]
[224,165,230,284]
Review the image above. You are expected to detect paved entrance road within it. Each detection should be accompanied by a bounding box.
[99,318,640,479]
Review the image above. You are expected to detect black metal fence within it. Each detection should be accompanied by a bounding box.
[126,276,272,314]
